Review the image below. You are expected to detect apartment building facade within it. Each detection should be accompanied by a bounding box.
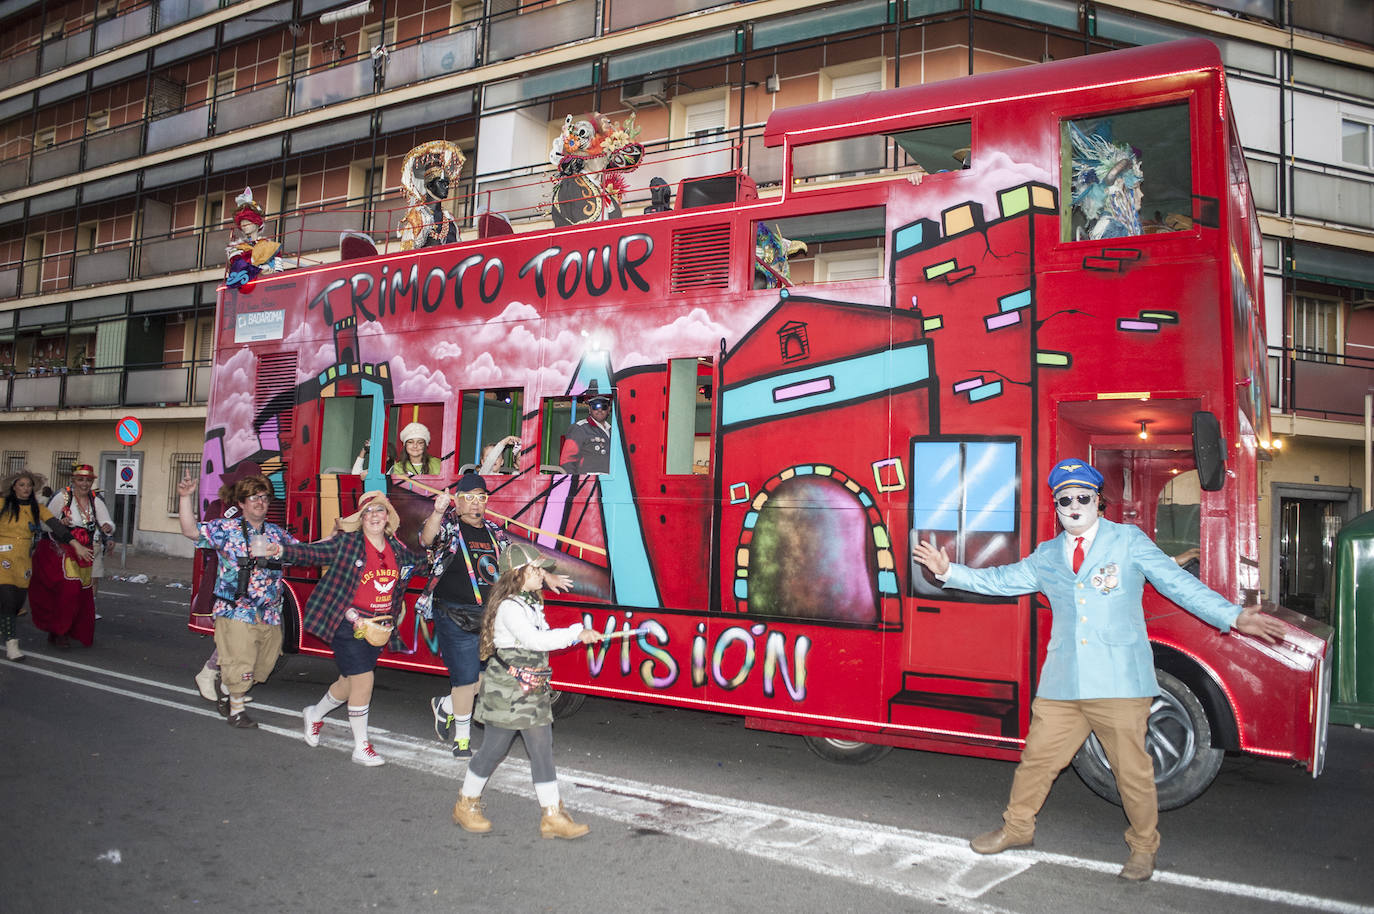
[0,0,1368,616]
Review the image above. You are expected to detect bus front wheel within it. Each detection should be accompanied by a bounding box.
[803,736,893,765]
[1070,669,1224,811]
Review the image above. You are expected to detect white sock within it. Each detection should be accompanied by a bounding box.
[454,713,472,742]
[348,704,370,748]
[534,781,560,808]
[460,771,488,797]
[311,691,346,719]
[437,694,452,717]
[229,694,246,716]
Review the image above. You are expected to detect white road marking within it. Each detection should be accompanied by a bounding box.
[10,656,1372,913]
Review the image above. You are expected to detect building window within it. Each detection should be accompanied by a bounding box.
[148,74,186,118]
[78,222,98,255]
[86,110,109,134]
[279,50,310,81]
[203,196,224,230]
[1292,294,1342,364]
[672,90,728,147]
[210,70,236,100]
[821,60,883,101]
[167,452,201,513]
[35,127,56,150]
[51,450,80,493]
[2,451,27,475]
[1342,119,1372,169]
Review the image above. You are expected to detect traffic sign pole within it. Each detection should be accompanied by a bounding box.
[114,417,143,567]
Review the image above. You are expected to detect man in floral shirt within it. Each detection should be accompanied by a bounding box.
[178,471,297,729]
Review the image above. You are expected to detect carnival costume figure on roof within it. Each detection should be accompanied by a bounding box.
[398,140,465,251]
[225,187,283,289]
[547,112,645,226]
[753,222,807,289]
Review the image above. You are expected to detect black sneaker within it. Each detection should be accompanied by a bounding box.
[216,696,230,717]
[227,712,257,729]
[452,737,473,759]
[431,696,454,743]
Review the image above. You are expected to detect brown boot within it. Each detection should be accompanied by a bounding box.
[1118,850,1155,882]
[452,794,492,833]
[539,802,589,840]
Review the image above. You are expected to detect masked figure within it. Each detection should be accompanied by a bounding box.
[399,140,465,250]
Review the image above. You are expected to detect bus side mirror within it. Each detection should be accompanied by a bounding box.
[1192,410,1226,491]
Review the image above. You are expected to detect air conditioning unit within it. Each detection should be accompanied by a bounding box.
[620,77,667,109]
[1352,292,1374,310]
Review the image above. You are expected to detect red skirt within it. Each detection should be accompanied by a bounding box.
[28,537,95,646]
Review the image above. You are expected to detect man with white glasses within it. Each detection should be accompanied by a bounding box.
[912,457,1285,882]
[417,474,575,758]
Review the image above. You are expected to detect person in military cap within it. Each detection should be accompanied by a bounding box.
[558,395,612,474]
[912,457,1286,882]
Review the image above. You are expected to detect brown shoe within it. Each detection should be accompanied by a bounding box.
[970,827,1033,855]
[1118,850,1155,881]
[452,794,491,833]
[539,802,589,840]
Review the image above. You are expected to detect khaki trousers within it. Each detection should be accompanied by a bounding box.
[1002,696,1160,855]
[213,617,283,698]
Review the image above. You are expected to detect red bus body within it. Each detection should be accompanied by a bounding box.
[190,40,1331,800]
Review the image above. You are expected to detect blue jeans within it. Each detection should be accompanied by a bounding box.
[433,609,482,686]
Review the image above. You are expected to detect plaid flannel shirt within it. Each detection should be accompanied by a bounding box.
[415,510,511,620]
[282,530,427,642]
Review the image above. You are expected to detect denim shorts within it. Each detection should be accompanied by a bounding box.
[433,610,482,686]
[330,619,384,677]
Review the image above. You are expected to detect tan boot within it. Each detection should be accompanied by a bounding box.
[1118,850,1155,882]
[5,638,23,662]
[539,802,589,840]
[452,794,491,833]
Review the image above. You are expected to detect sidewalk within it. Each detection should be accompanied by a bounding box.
[102,549,195,585]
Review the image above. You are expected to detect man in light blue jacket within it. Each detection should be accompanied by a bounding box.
[912,457,1285,882]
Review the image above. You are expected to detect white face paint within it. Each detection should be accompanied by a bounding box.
[1054,485,1099,536]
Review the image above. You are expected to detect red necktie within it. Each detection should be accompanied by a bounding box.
[1072,536,1085,574]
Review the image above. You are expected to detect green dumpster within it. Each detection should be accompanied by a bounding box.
[1331,509,1374,727]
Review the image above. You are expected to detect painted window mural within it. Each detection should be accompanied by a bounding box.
[1061,102,1194,242]
[909,439,1019,600]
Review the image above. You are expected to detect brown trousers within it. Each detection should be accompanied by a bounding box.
[1002,696,1160,854]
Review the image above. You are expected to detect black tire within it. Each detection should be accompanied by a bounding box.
[1071,668,1224,811]
[803,735,893,765]
[551,689,586,719]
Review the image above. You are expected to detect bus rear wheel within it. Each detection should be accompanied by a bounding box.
[1070,669,1224,811]
[803,736,893,765]
[551,689,586,719]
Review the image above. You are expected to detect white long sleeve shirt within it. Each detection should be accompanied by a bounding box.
[491,594,585,653]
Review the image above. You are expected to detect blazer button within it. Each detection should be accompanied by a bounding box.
[1081,638,1087,644]
[1081,616,1087,622]
[1077,582,1084,589]
[1079,597,1086,605]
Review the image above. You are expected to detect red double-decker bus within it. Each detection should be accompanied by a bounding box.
[190,38,1331,808]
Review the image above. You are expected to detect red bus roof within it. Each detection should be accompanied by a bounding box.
[763,38,1224,148]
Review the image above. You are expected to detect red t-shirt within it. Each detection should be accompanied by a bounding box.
[352,540,399,614]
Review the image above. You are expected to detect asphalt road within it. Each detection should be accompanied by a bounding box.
[2,577,1372,914]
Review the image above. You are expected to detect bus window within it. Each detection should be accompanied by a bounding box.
[541,392,615,475]
[1061,102,1193,242]
[665,357,713,475]
[1156,469,1202,577]
[789,121,971,189]
[387,402,444,475]
[456,388,523,473]
[321,396,376,474]
[753,206,885,289]
[909,439,1020,600]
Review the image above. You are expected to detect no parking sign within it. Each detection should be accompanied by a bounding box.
[116,416,143,446]
[115,458,140,495]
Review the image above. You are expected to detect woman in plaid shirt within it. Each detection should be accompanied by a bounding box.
[266,490,442,766]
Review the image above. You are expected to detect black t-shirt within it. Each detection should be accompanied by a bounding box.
[431,521,499,606]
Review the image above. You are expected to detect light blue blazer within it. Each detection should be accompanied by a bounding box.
[943,519,1241,700]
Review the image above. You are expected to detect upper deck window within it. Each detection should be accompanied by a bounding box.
[790,121,971,190]
[1061,103,1193,242]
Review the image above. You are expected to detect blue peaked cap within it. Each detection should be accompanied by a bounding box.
[1048,458,1104,493]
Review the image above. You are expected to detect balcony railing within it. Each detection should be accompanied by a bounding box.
[0,358,212,411]
[1268,345,1374,421]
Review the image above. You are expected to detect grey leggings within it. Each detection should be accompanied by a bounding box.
[468,722,555,783]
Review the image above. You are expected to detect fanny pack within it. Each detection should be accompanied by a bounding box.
[436,598,483,634]
[497,650,551,694]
